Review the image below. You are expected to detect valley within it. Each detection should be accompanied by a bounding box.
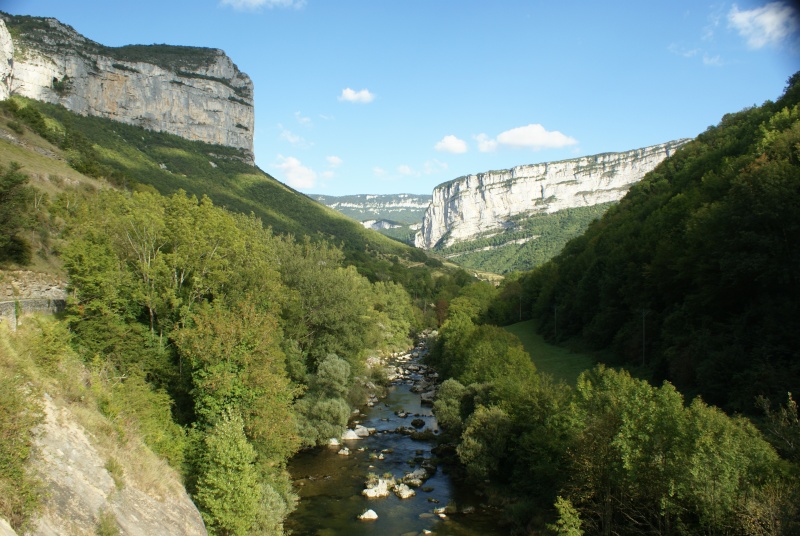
[1,8,798,536]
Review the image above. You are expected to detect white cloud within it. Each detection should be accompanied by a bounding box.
[274,155,317,189]
[278,125,304,145]
[397,165,419,177]
[326,155,343,167]
[295,111,311,125]
[434,135,468,154]
[221,0,306,9]
[702,53,724,66]
[423,159,448,174]
[496,124,578,150]
[667,43,699,58]
[373,167,388,177]
[321,170,335,179]
[729,2,799,49]
[339,88,375,103]
[474,133,498,153]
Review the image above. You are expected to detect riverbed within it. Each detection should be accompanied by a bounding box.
[285,349,508,536]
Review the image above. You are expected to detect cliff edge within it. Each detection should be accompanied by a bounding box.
[0,14,254,161]
[415,139,690,250]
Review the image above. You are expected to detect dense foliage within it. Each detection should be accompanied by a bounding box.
[51,187,425,533]
[425,74,800,534]
[429,281,799,534]
[0,162,34,263]
[514,74,800,412]
[0,96,431,288]
[435,203,613,274]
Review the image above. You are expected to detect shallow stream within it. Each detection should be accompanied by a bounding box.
[285,354,508,536]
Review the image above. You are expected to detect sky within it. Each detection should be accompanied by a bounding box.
[3,1,800,196]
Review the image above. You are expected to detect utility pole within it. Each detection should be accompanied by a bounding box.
[553,304,558,339]
[642,309,649,366]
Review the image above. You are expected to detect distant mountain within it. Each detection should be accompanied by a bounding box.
[310,193,431,244]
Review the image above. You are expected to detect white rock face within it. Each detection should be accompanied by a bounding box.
[2,14,254,160]
[415,140,690,249]
[31,395,206,536]
[0,20,12,101]
[0,518,18,536]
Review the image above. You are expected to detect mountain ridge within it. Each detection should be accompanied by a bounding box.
[415,139,690,251]
[0,13,255,160]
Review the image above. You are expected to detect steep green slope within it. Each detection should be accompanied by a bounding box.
[437,203,613,274]
[524,73,800,412]
[2,97,428,278]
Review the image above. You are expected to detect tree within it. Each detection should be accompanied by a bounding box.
[547,496,584,536]
[0,162,34,264]
[175,301,299,467]
[294,354,352,447]
[457,404,512,481]
[194,410,261,536]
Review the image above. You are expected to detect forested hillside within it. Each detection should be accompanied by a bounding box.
[421,74,800,534]
[0,95,474,534]
[0,96,432,280]
[517,73,800,412]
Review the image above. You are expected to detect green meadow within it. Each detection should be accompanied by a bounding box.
[504,320,594,385]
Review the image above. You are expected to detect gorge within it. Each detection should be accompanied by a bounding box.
[415,139,690,250]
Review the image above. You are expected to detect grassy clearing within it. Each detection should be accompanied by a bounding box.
[504,319,594,385]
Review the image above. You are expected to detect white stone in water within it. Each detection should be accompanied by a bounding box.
[362,478,393,498]
[393,483,416,499]
[358,509,378,520]
[341,429,360,440]
[328,438,340,446]
[337,447,350,456]
[354,425,370,437]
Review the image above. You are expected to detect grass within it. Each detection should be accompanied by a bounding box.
[504,320,594,385]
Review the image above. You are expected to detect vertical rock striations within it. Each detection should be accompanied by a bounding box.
[0,19,12,100]
[415,140,690,250]
[0,13,254,161]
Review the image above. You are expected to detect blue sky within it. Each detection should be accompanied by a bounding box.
[3,1,799,195]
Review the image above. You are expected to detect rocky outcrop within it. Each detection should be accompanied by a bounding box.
[30,394,206,536]
[0,14,254,160]
[415,140,690,249]
[0,20,12,100]
[0,518,18,536]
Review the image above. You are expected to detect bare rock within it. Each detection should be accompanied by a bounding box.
[358,509,378,521]
[29,395,206,536]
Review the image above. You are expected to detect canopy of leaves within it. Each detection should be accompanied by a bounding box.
[523,74,800,412]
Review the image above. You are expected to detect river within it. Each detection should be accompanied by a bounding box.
[285,345,509,536]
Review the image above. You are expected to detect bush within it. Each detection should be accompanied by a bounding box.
[0,374,43,531]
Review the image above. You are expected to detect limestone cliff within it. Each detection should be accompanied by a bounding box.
[0,19,12,100]
[30,394,206,536]
[415,140,690,249]
[0,14,254,160]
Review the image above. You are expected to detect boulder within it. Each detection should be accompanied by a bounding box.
[341,429,360,440]
[362,477,393,498]
[393,483,416,499]
[358,509,378,521]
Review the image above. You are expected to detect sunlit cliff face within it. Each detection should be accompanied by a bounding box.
[416,139,690,250]
[0,16,255,161]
